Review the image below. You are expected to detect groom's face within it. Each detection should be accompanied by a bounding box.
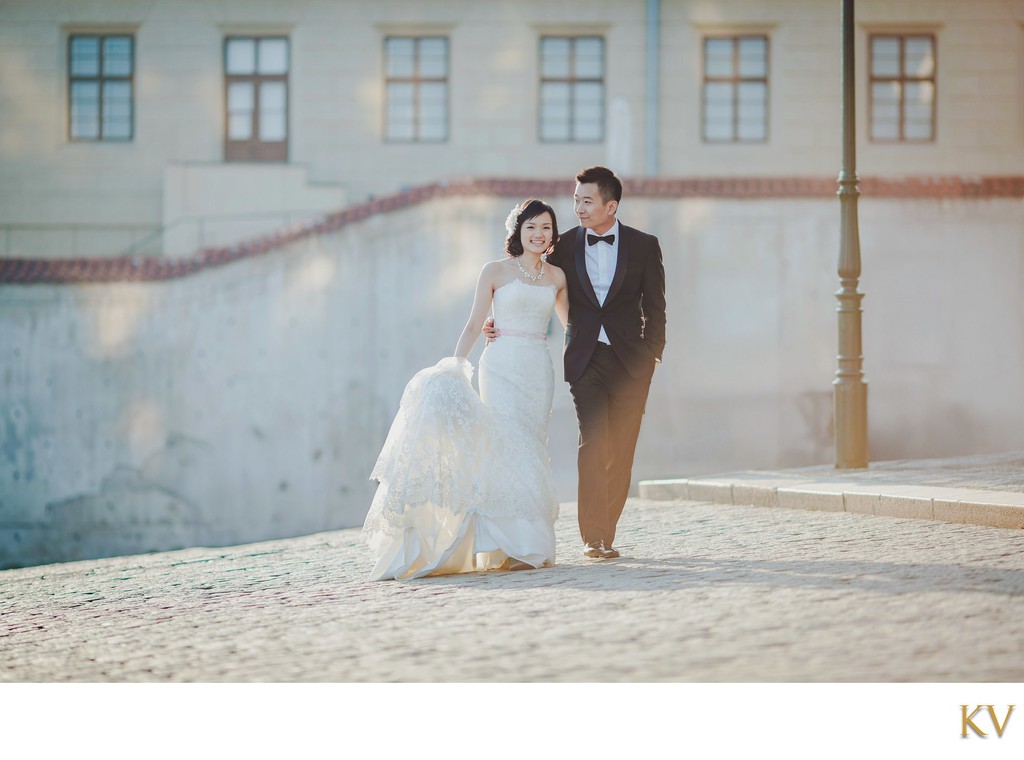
[573,182,618,234]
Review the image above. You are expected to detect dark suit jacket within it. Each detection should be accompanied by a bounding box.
[547,223,666,384]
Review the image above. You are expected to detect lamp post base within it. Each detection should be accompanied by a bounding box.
[834,380,868,469]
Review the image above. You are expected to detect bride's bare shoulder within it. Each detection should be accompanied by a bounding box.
[547,261,567,285]
[482,257,513,271]
[480,257,516,289]
[480,258,510,276]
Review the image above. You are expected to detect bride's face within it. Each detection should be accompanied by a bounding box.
[520,212,554,256]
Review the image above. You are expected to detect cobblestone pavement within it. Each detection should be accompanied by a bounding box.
[2,498,1023,682]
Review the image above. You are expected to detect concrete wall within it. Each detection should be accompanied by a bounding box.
[161,163,348,256]
[2,193,1023,568]
[2,0,1024,256]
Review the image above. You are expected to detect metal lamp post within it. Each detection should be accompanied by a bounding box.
[834,0,868,468]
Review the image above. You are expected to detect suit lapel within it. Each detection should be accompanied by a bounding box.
[573,227,601,308]
[605,223,631,304]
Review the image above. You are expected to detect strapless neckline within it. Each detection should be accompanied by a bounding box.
[495,279,557,293]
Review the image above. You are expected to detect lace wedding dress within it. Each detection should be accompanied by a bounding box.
[362,280,560,581]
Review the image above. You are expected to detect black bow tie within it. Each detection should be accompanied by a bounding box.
[587,233,615,246]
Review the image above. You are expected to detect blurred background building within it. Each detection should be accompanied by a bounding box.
[2,0,1023,567]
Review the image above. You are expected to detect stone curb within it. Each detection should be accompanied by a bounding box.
[638,477,1024,530]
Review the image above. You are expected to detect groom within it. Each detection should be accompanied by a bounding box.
[553,166,666,559]
[492,166,666,559]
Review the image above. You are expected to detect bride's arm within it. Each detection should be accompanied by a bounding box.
[453,263,497,359]
[554,271,569,328]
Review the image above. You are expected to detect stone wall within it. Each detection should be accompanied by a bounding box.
[2,191,1023,568]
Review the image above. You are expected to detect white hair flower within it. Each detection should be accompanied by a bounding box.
[504,204,521,237]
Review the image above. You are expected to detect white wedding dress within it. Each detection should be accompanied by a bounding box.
[362,279,560,581]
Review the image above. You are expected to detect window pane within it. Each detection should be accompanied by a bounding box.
[871,119,899,140]
[541,37,571,78]
[540,118,570,142]
[904,81,934,140]
[704,82,734,141]
[386,38,415,78]
[228,114,252,140]
[871,37,900,78]
[904,36,934,79]
[228,81,254,111]
[387,115,414,141]
[904,81,934,108]
[228,82,254,139]
[704,120,733,142]
[70,36,100,77]
[871,82,900,139]
[737,118,765,141]
[259,111,286,141]
[387,82,414,107]
[419,81,447,141]
[540,81,571,110]
[387,82,414,140]
[102,81,132,138]
[574,81,603,121]
[419,37,447,78]
[420,81,446,106]
[737,82,766,141]
[419,120,446,142]
[70,81,100,138]
[540,81,570,140]
[259,80,286,110]
[259,81,287,141]
[903,121,932,140]
[738,81,766,105]
[226,38,256,75]
[737,37,766,78]
[574,81,603,141]
[705,38,734,78]
[103,36,133,76]
[903,120,932,141]
[257,38,288,75]
[574,37,604,78]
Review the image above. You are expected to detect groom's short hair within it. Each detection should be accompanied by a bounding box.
[575,165,622,205]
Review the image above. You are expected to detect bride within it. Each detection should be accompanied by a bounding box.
[362,199,569,581]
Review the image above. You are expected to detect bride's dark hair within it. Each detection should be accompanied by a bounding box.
[504,199,559,258]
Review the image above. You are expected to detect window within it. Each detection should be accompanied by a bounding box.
[539,36,604,142]
[68,34,134,141]
[224,37,289,161]
[702,36,768,142]
[869,34,936,142]
[384,37,449,142]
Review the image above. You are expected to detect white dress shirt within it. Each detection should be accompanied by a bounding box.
[584,219,620,345]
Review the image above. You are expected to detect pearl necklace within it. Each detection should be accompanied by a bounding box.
[515,254,545,283]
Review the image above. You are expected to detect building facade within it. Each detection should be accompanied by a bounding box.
[2,0,1023,256]
[2,0,1024,568]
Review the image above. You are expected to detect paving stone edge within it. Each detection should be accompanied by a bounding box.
[638,478,1024,530]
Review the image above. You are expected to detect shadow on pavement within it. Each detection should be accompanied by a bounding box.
[407,555,1024,596]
